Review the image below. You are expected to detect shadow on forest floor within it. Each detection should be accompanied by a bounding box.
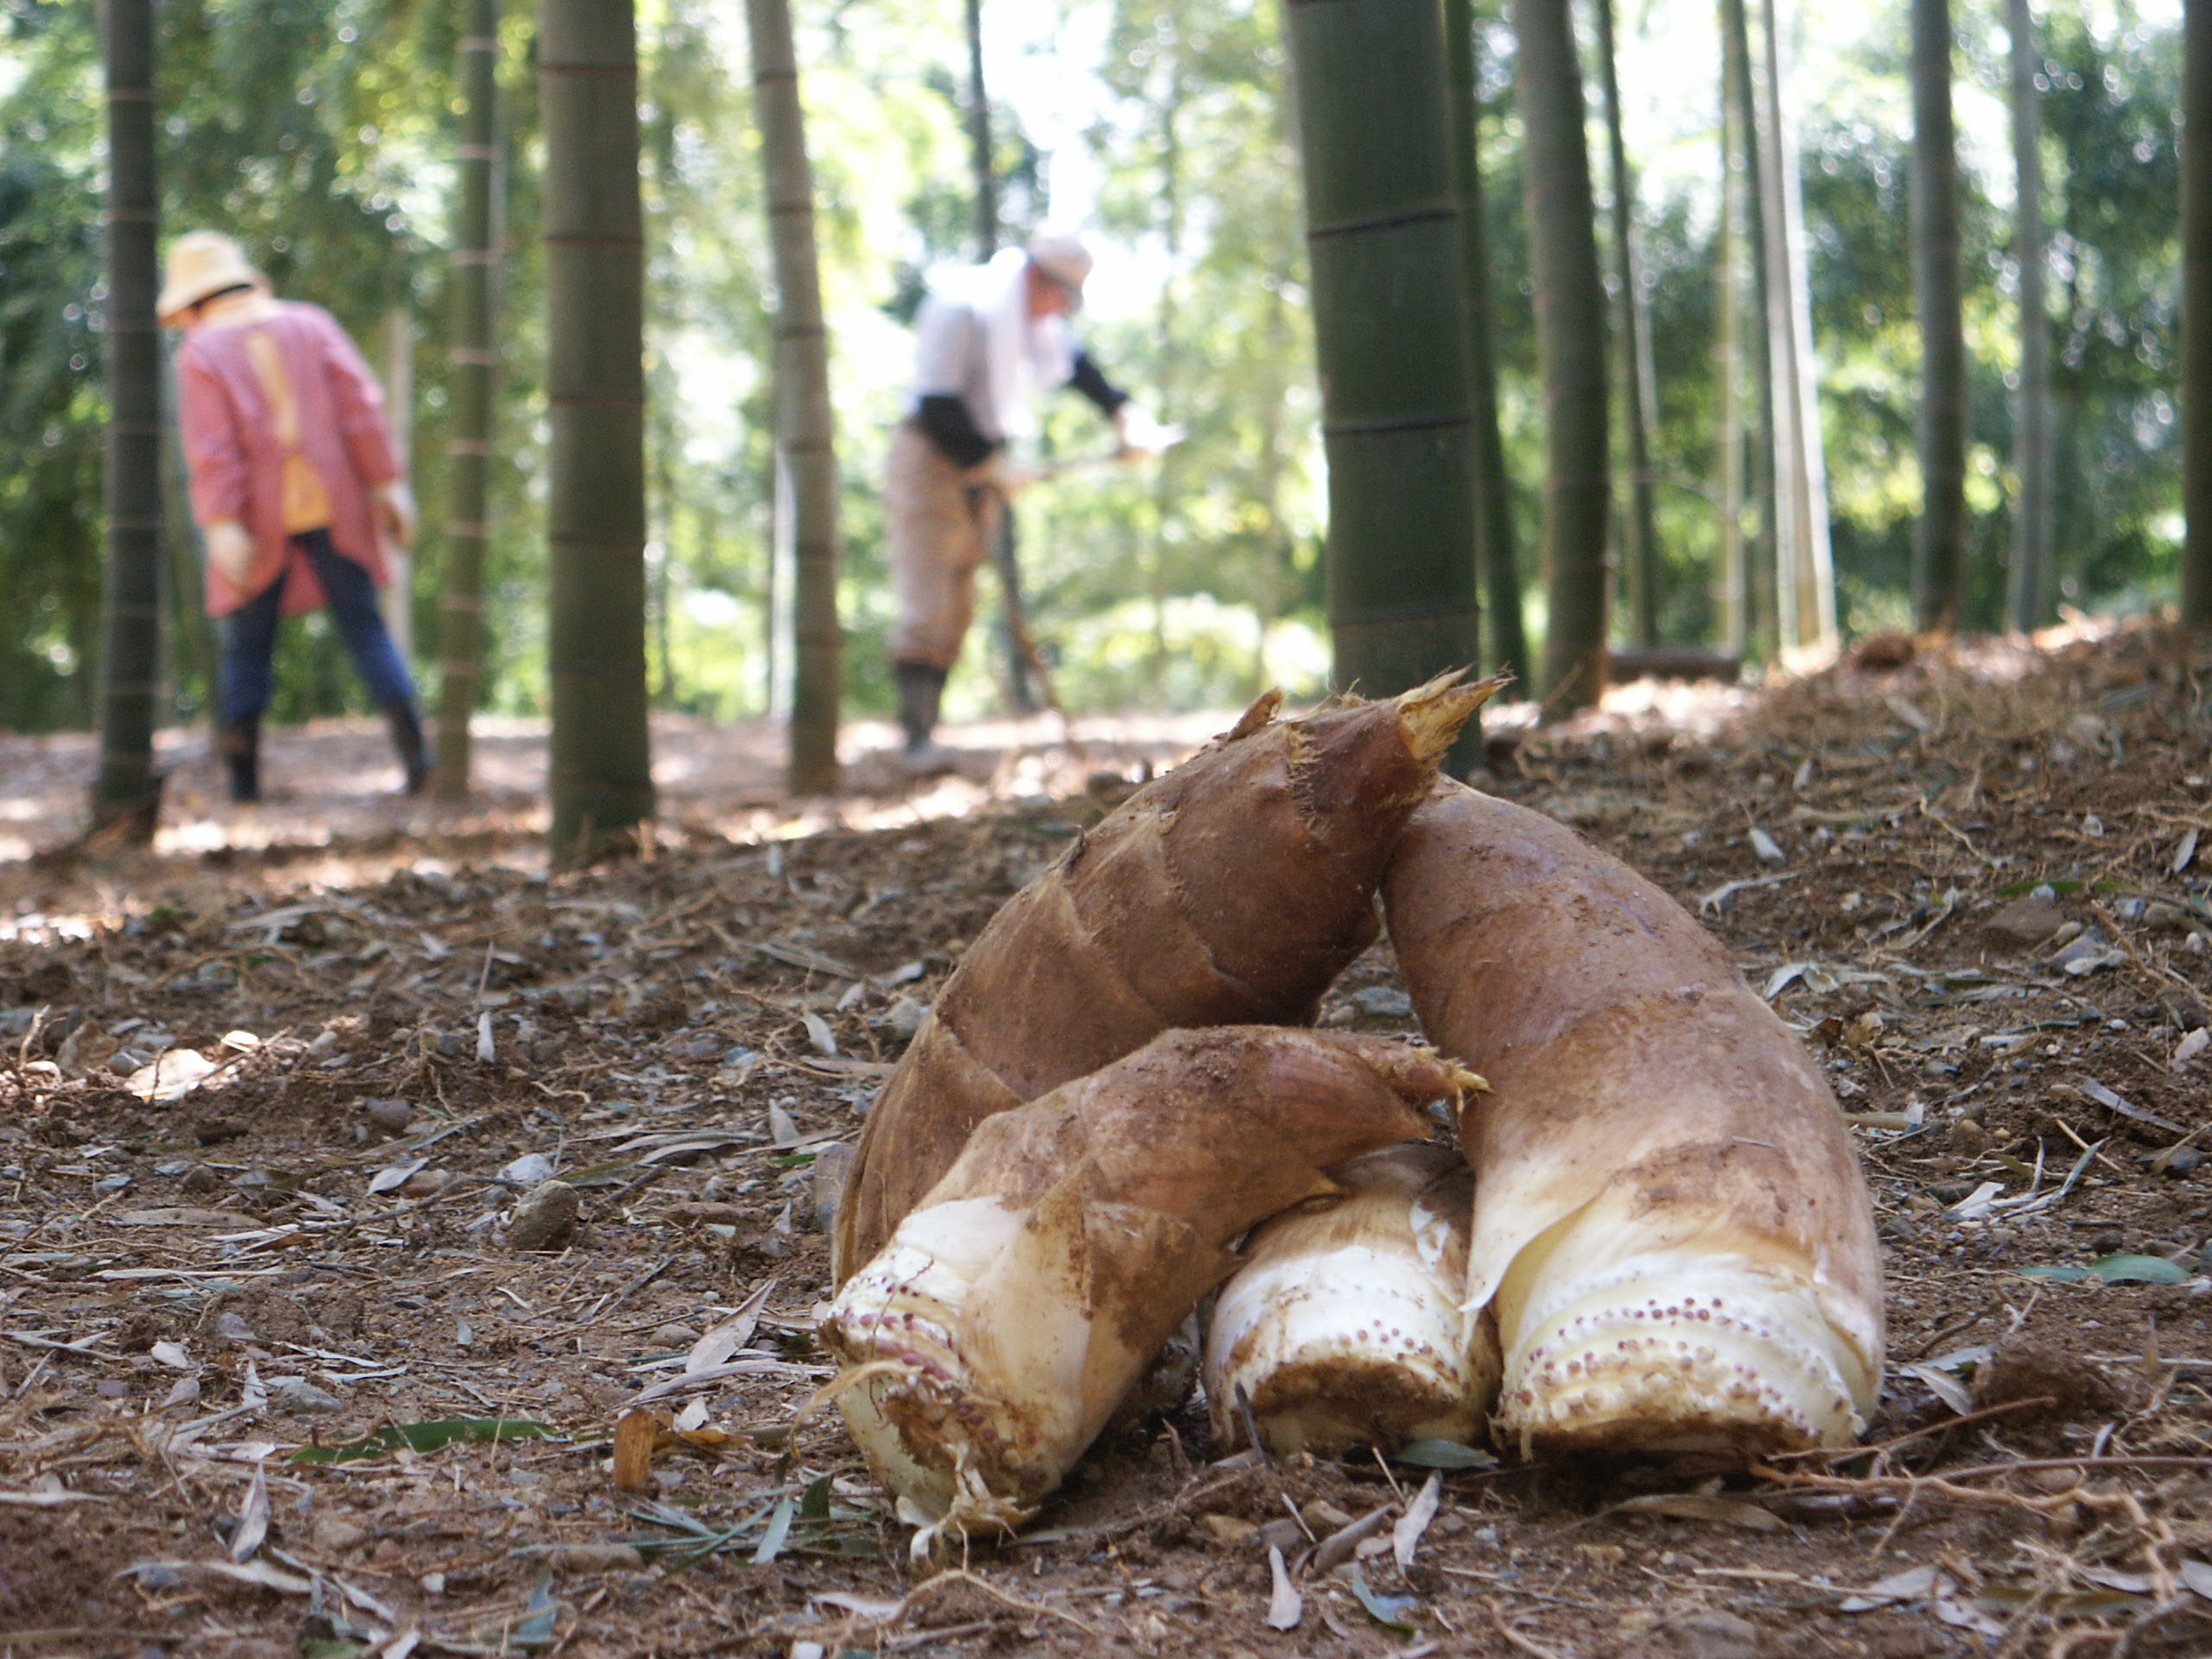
[4,615,2212,1656]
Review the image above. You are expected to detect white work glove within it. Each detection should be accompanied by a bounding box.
[970,451,1037,498]
[204,520,254,586]
[1113,404,1185,458]
[373,479,416,547]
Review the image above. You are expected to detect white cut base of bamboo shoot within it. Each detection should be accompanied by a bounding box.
[1206,1148,1492,1455]
[1495,1238,1875,1459]
[1208,1242,1483,1453]
[1492,1225,1871,1456]
[823,1195,1077,1536]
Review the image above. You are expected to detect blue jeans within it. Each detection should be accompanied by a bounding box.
[219,528,417,727]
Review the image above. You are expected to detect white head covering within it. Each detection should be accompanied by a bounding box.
[934,247,1074,443]
[1023,228,1094,308]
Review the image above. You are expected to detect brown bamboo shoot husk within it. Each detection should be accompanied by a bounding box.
[822,1028,1471,1546]
[832,671,1504,1285]
[1205,1142,1498,1456]
[1384,781,1883,1457]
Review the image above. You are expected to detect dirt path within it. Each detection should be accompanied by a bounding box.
[0,706,1249,870]
[3,625,2211,1656]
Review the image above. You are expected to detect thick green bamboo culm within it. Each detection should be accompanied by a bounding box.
[1910,0,1968,632]
[434,0,502,802]
[1445,0,1529,686]
[747,0,842,795]
[1511,0,1611,712]
[1282,0,1481,709]
[91,0,162,841]
[542,0,654,860]
[2182,0,2212,629]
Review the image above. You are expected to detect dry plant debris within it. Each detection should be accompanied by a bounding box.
[3,615,2212,1655]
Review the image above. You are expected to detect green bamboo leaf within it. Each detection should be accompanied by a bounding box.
[1394,1438,1496,1469]
[752,1494,796,1564]
[510,1576,561,1646]
[2088,1253,2190,1285]
[560,1160,645,1187]
[289,1417,556,1465]
[1350,1571,1421,1633]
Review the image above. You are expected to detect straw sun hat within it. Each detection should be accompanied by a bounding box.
[156,231,267,325]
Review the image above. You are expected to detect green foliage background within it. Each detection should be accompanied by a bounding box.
[0,0,2185,734]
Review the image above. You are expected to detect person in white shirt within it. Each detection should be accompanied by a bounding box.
[885,230,1152,772]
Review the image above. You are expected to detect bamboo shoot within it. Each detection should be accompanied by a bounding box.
[833,671,1502,1283]
[1205,1142,1497,1457]
[1384,781,1882,1456]
[823,1027,1473,1543]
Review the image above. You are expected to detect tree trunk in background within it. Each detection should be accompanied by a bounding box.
[543,0,654,857]
[1446,0,1529,684]
[649,28,679,711]
[964,0,998,257]
[1723,0,1777,661]
[1758,0,1835,652]
[1910,0,1969,631]
[1284,0,1481,726]
[963,0,1035,712]
[435,0,502,802]
[1511,0,1610,712]
[1593,0,1660,649]
[2183,0,2212,628]
[379,305,414,664]
[2007,0,2054,633]
[91,0,162,840]
[1147,60,1186,702]
[747,0,842,795]
[1716,29,1745,655]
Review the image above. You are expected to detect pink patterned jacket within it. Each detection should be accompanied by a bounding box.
[176,296,401,618]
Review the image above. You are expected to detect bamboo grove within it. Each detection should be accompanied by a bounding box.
[2,0,2205,830]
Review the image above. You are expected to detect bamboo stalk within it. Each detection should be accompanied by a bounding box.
[745,0,842,796]
[91,0,163,841]
[1592,0,1662,651]
[1282,0,1481,715]
[1446,0,1530,684]
[1511,0,1611,712]
[434,0,501,801]
[2007,0,2054,632]
[2188,0,2212,629]
[542,0,655,858]
[1910,0,1970,632]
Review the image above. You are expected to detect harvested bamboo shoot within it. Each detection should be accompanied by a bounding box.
[833,671,1503,1285]
[1384,781,1883,1457]
[1205,1143,1497,1456]
[822,1027,1475,1544]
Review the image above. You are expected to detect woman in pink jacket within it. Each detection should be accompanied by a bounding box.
[161,231,427,802]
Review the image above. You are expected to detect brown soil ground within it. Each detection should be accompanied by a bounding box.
[3,619,2211,1658]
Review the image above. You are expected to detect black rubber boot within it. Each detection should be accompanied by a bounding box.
[893,661,954,776]
[219,717,261,804]
[384,702,430,796]
[895,662,947,752]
